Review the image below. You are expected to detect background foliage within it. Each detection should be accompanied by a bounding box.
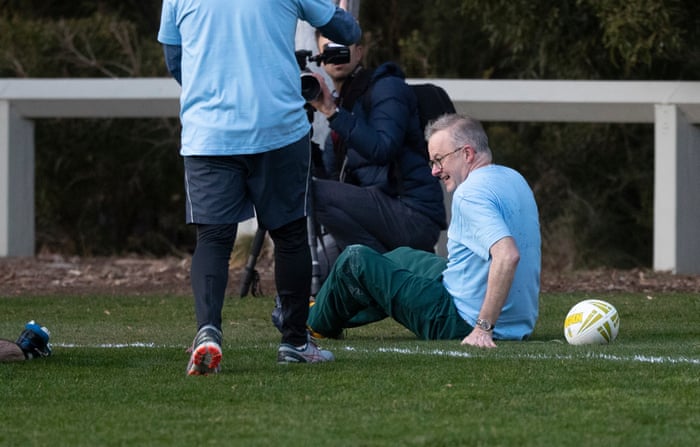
[1,0,699,268]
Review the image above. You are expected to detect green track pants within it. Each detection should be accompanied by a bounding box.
[308,245,471,340]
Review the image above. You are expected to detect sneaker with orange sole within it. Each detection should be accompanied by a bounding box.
[186,325,222,376]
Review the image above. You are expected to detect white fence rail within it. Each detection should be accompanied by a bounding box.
[1,78,699,273]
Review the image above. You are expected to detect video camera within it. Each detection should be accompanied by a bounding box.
[296,43,350,101]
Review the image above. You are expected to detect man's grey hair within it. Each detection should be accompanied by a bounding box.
[425,114,492,156]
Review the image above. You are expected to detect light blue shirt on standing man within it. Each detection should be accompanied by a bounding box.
[157,0,359,156]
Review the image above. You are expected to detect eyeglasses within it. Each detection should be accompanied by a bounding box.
[428,146,464,170]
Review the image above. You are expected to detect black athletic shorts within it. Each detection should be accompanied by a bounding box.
[183,134,311,230]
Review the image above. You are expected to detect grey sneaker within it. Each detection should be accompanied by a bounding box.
[277,334,335,364]
[186,325,222,376]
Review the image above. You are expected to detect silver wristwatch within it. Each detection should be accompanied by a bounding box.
[475,318,495,331]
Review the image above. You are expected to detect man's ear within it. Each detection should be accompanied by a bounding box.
[463,145,473,161]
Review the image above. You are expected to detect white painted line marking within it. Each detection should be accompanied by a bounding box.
[345,346,700,365]
[53,343,700,365]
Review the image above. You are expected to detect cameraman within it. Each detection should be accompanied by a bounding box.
[308,34,447,281]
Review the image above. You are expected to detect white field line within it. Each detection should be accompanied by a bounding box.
[54,342,700,365]
[348,346,700,365]
[57,342,161,348]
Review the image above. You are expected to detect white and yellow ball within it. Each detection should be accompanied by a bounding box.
[564,299,620,345]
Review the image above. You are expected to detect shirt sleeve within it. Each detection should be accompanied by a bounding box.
[314,6,361,45]
[157,0,181,45]
[449,187,511,261]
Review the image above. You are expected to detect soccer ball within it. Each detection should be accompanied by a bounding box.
[564,299,620,345]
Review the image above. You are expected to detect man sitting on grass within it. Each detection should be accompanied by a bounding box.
[308,114,541,347]
[0,320,52,362]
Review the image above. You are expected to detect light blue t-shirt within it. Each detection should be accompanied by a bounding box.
[442,165,541,340]
[157,0,338,155]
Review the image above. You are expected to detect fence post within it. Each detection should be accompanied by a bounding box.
[654,104,700,274]
[0,100,35,257]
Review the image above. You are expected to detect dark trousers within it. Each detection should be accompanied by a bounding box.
[313,179,442,257]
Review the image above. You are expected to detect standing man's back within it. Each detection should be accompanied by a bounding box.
[158,0,359,155]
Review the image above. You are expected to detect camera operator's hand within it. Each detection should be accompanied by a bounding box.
[308,72,337,118]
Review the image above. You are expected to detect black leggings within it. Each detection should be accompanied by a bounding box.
[191,223,236,333]
[268,217,312,346]
[191,218,311,346]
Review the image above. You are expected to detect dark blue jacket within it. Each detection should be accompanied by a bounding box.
[323,62,447,229]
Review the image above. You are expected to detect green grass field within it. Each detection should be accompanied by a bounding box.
[1,291,698,446]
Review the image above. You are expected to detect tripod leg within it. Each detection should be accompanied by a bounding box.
[308,215,322,297]
[239,225,266,297]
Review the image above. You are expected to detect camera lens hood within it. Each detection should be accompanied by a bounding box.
[300,73,321,102]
